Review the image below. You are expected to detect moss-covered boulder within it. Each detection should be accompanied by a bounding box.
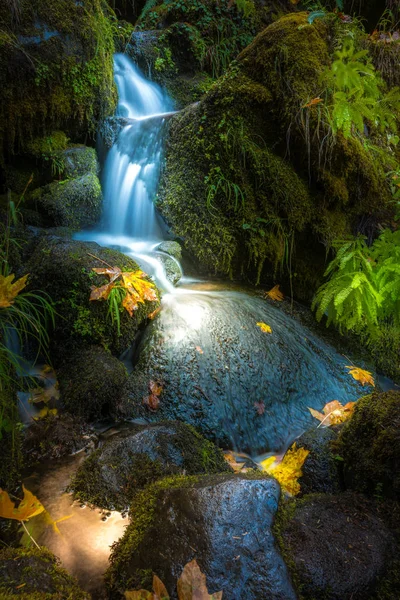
[106,473,296,599]
[24,233,160,358]
[157,12,395,299]
[0,547,89,599]
[61,145,99,179]
[31,173,102,228]
[338,390,400,500]
[296,426,342,495]
[277,492,394,600]
[156,240,182,261]
[154,252,182,285]
[71,421,230,511]
[0,0,116,165]
[58,345,127,421]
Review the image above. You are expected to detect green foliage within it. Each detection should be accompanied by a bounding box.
[205,166,245,211]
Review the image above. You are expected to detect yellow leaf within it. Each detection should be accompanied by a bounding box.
[122,290,142,316]
[153,575,170,599]
[261,443,309,496]
[308,400,356,426]
[124,591,153,600]
[122,271,158,302]
[0,486,45,522]
[177,560,223,600]
[345,366,375,387]
[257,322,272,334]
[265,284,284,302]
[0,274,28,308]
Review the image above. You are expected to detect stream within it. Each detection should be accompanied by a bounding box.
[21,53,375,597]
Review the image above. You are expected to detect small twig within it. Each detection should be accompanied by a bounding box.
[21,521,40,550]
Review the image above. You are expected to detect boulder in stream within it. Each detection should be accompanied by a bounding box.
[106,473,297,600]
[71,421,230,511]
[296,426,342,496]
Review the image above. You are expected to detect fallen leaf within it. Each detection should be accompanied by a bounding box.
[265,284,284,302]
[257,322,272,334]
[122,290,142,316]
[0,273,28,308]
[153,575,170,599]
[196,346,204,354]
[148,307,161,320]
[177,559,223,600]
[90,282,115,301]
[302,97,324,109]
[345,365,375,387]
[0,486,45,522]
[92,266,122,283]
[122,272,158,302]
[143,394,160,412]
[254,401,265,415]
[260,443,309,496]
[223,451,246,473]
[149,380,163,396]
[308,400,356,426]
[124,592,153,600]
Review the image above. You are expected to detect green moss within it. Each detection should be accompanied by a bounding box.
[26,131,69,159]
[338,390,400,500]
[0,384,22,491]
[0,546,89,599]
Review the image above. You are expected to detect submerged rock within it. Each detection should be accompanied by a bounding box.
[31,173,102,229]
[72,421,230,511]
[296,426,342,495]
[58,346,128,421]
[0,547,89,599]
[278,492,393,600]
[338,390,400,500]
[106,473,297,600]
[156,240,182,261]
[153,251,182,285]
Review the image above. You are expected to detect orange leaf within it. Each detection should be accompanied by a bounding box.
[0,486,45,522]
[308,400,356,426]
[0,274,28,308]
[153,575,170,599]
[345,366,375,387]
[149,380,163,396]
[196,346,204,354]
[124,592,153,600]
[143,394,160,412]
[122,290,142,316]
[90,282,115,301]
[265,284,284,302]
[302,97,324,109]
[148,307,161,320]
[177,560,223,600]
[92,266,122,283]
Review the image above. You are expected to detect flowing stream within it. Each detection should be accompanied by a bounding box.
[22,53,374,597]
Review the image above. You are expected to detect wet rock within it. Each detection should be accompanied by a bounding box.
[338,390,400,500]
[72,421,230,511]
[118,291,366,454]
[156,240,182,261]
[155,251,182,285]
[99,116,132,149]
[279,492,393,600]
[296,426,342,495]
[25,234,160,357]
[0,547,89,599]
[62,145,99,178]
[31,173,102,228]
[106,473,297,600]
[58,346,128,421]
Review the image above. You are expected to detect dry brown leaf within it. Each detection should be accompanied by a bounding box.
[0,273,28,308]
[345,366,375,387]
[153,575,170,599]
[92,266,122,283]
[265,284,284,302]
[308,400,356,426]
[149,380,163,396]
[254,401,265,415]
[143,394,160,412]
[89,282,115,301]
[177,560,223,600]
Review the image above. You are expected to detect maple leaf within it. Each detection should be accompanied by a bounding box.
[0,274,28,308]
[345,365,375,387]
[92,266,122,283]
[254,401,265,415]
[0,486,45,522]
[90,282,115,301]
[223,451,247,473]
[177,560,223,600]
[308,400,356,426]
[149,380,163,396]
[122,272,158,302]
[302,97,324,109]
[257,322,272,334]
[124,591,153,600]
[153,576,170,600]
[260,443,309,496]
[125,574,170,600]
[122,290,143,316]
[265,284,284,302]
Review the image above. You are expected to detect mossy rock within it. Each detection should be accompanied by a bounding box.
[106,473,296,599]
[296,426,342,496]
[338,390,400,500]
[157,11,395,299]
[31,173,102,228]
[24,233,160,357]
[0,0,116,164]
[58,345,128,421]
[156,240,182,261]
[0,547,89,599]
[276,492,394,600]
[61,145,99,178]
[152,251,182,285]
[71,421,231,511]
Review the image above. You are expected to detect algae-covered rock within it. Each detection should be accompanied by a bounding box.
[32,173,102,228]
[58,346,128,421]
[62,145,99,178]
[106,473,297,599]
[338,390,400,500]
[278,492,393,600]
[296,426,342,495]
[0,547,90,599]
[72,421,230,511]
[156,240,182,261]
[25,234,160,357]
[0,0,116,164]
[158,12,394,299]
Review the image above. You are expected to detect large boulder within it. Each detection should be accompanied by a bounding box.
[278,492,394,600]
[31,173,102,228]
[71,421,230,511]
[296,426,342,495]
[106,473,297,599]
[157,12,394,300]
[338,390,400,500]
[58,345,128,421]
[62,145,99,179]
[0,547,89,599]
[24,233,160,358]
[118,289,367,454]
